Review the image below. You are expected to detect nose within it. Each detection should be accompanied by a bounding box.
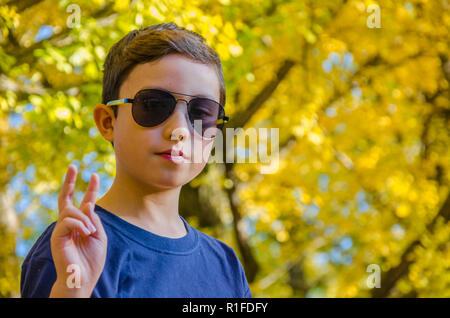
[163,99,191,142]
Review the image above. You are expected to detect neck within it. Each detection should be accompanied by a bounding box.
[96,166,187,239]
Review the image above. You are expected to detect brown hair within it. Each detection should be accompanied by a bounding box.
[101,22,226,148]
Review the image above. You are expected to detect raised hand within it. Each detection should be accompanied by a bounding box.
[50,164,107,298]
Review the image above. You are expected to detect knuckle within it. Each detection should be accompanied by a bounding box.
[59,206,71,218]
[63,216,79,227]
[60,216,72,227]
[68,206,89,222]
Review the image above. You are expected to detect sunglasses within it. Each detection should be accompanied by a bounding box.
[106,88,229,139]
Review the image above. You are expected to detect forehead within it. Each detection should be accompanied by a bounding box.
[120,54,220,101]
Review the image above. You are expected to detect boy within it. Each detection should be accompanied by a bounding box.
[20,22,252,298]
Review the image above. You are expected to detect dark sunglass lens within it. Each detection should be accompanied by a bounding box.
[189,99,220,136]
[132,90,175,127]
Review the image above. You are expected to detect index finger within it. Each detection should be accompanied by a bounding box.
[58,164,78,213]
[79,173,100,214]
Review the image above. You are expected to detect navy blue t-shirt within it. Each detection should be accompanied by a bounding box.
[21,204,252,298]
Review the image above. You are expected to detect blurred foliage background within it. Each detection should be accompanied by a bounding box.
[1,0,449,298]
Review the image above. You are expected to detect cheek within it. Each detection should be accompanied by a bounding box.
[184,157,208,185]
[185,138,213,173]
[189,136,215,163]
[114,118,158,160]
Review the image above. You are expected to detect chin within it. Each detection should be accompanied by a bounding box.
[151,174,191,189]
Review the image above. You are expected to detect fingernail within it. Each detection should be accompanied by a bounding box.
[88,222,96,234]
[83,226,91,235]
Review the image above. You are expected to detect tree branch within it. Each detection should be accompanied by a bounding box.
[223,162,260,283]
[227,58,297,130]
[371,192,450,298]
[6,0,44,13]
[370,55,450,297]
[2,2,115,74]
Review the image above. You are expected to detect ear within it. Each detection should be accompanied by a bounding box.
[93,104,115,143]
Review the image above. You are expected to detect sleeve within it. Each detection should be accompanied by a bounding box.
[20,222,58,298]
[239,263,252,298]
[21,258,57,298]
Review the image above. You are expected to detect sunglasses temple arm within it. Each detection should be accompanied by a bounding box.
[106,98,134,106]
[216,116,229,125]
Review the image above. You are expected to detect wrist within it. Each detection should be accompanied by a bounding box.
[50,278,95,298]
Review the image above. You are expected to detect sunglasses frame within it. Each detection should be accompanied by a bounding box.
[106,88,229,138]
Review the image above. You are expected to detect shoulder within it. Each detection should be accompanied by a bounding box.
[194,229,252,297]
[196,230,239,260]
[194,229,245,277]
[23,221,57,264]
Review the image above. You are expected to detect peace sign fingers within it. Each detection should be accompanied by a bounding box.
[58,164,78,213]
[79,172,100,215]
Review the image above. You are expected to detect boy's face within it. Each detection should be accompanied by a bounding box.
[95,54,221,190]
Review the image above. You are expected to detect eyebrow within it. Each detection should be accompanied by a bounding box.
[138,86,216,101]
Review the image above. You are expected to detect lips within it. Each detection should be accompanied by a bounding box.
[156,148,184,157]
[156,148,188,164]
